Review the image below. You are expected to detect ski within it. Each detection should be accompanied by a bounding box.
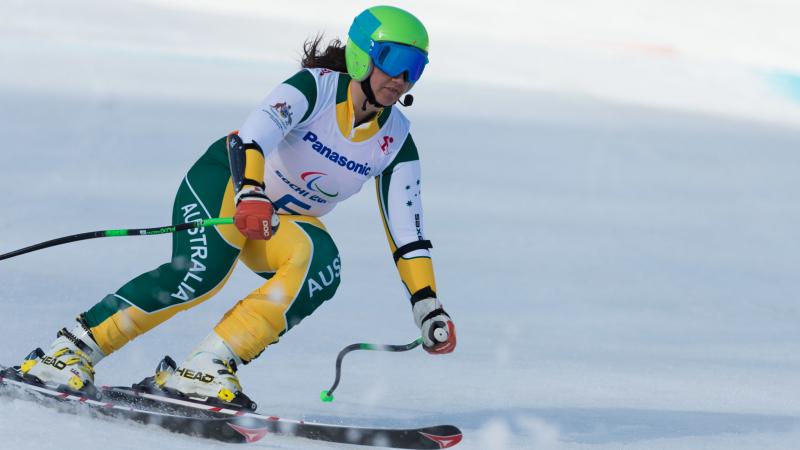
[0,365,462,448]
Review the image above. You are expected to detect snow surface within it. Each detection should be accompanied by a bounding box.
[2,1,800,449]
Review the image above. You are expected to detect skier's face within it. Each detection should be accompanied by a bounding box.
[370,66,412,106]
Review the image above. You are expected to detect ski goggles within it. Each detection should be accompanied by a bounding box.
[370,41,429,83]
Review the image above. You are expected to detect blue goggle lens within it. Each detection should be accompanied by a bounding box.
[370,41,428,83]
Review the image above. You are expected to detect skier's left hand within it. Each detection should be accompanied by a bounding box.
[413,297,457,354]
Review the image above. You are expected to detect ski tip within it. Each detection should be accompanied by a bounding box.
[320,390,334,403]
[420,429,463,448]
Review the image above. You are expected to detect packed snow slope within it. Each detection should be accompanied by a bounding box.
[1,1,800,449]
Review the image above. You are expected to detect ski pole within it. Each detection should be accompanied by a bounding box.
[0,218,234,262]
[320,338,423,403]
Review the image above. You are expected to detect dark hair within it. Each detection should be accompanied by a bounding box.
[301,35,348,72]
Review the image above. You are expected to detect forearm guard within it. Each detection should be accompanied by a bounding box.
[392,240,437,304]
[226,132,266,194]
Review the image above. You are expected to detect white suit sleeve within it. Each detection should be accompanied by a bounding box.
[376,134,437,298]
[238,70,315,152]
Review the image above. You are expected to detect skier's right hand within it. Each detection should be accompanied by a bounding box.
[413,297,457,354]
[234,186,280,240]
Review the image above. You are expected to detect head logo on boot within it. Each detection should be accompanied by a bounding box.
[175,367,215,384]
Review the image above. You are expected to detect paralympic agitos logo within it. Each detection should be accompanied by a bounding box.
[300,171,339,197]
[302,131,372,176]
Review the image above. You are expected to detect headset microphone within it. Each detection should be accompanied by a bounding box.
[399,95,414,107]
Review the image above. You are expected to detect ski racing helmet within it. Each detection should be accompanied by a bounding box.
[345,6,429,83]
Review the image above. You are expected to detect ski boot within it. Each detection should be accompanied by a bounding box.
[17,323,105,398]
[140,332,257,411]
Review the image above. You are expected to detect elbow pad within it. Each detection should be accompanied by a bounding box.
[226,132,266,194]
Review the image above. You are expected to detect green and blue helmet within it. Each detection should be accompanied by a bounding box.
[345,6,429,82]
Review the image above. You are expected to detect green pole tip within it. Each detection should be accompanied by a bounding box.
[320,390,334,402]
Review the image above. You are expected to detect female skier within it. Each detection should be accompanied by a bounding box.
[16,5,456,407]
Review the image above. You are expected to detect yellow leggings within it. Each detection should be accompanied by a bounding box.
[82,138,340,362]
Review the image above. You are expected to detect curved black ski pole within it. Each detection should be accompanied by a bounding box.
[320,338,423,402]
[0,218,233,262]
